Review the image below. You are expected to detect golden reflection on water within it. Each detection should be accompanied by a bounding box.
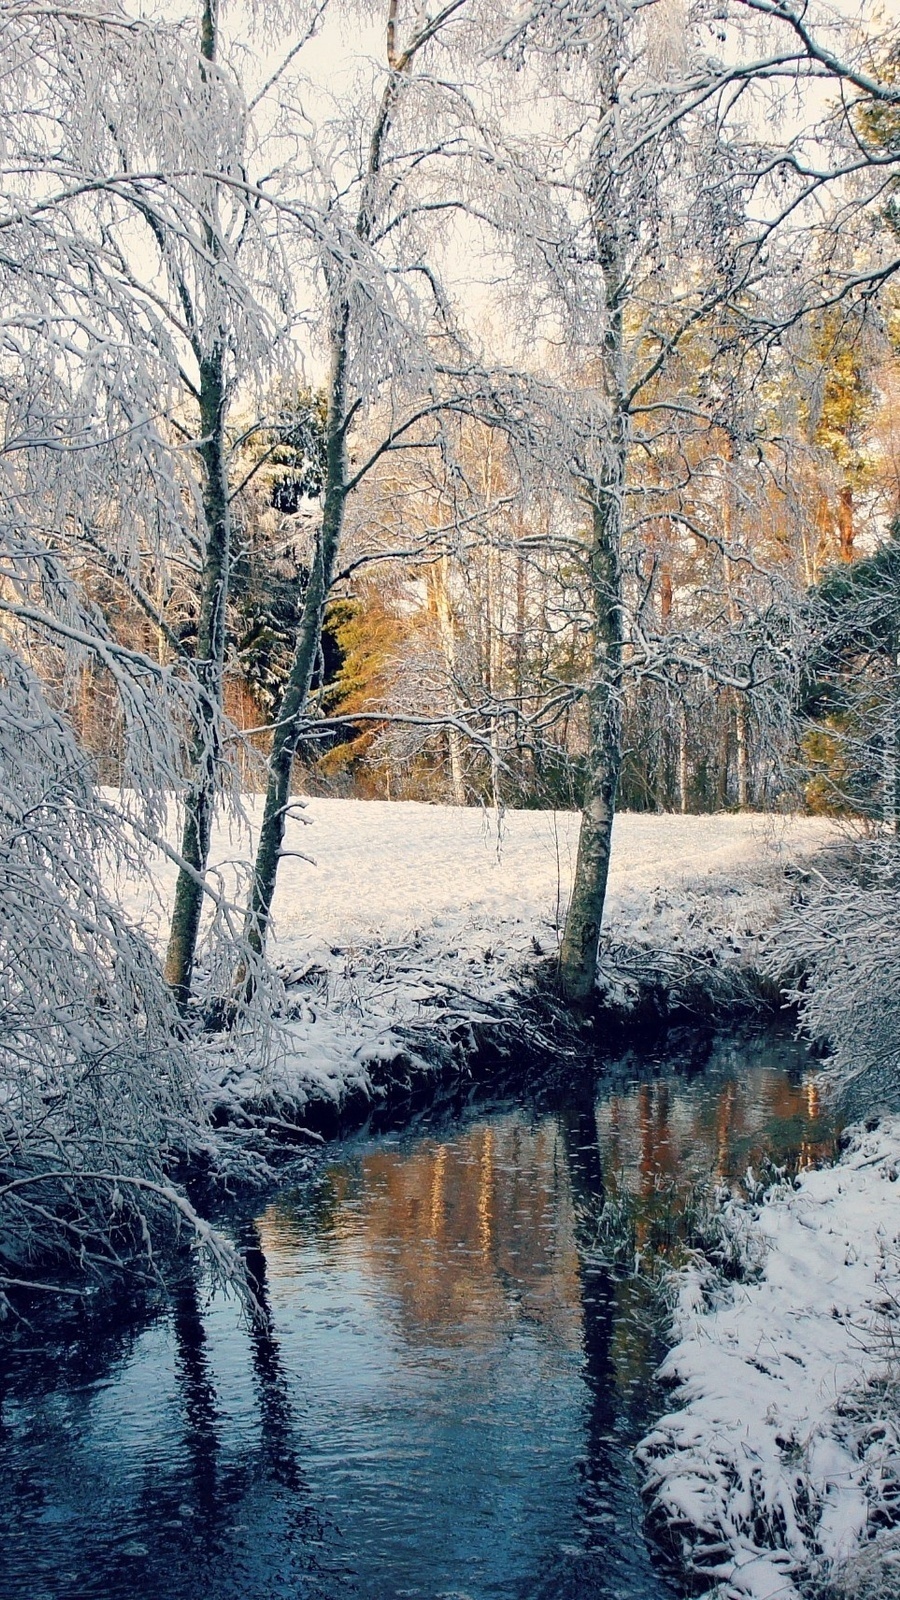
[595,1067,835,1202]
[259,1119,584,1351]
[257,1059,835,1398]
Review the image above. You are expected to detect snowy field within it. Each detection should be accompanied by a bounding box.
[640,1121,900,1600]
[120,799,838,1113]
[147,800,837,964]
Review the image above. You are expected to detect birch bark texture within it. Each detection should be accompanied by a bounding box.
[557,13,627,1004]
[162,0,234,1006]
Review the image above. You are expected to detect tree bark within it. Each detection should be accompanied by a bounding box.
[721,446,750,813]
[717,696,731,809]
[433,556,466,804]
[558,472,624,1003]
[735,692,750,809]
[557,34,625,1006]
[838,483,854,562]
[163,0,230,1010]
[236,315,349,982]
[164,345,230,1008]
[678,704,689,814]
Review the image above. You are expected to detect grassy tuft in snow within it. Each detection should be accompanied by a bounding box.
[579,1171,778,1290]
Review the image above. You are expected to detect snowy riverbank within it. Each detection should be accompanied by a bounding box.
[119,799,837,1122]
[639,1120,900,1600]
[123,797,900,1595]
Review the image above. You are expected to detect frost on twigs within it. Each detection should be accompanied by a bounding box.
[0,651,246,1313]
[769,837,900,1120]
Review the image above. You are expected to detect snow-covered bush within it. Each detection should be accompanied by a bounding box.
[0,651,242,1311]
[772,839,900,1116]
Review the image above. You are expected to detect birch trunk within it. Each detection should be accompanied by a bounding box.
[434,556,465,804]
[735,693,750,809]
[236,316,348,978]
[163,353,230,1007]
[557,468,624,1002]
[885,646,900,834]
[163,0,232,1009]
[557,39,626,1005]
[838,483,854,563]
[235,0,416,987]
[721,440,750,811]
[678,704,689,814]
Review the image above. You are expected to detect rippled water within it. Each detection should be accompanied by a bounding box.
[0,1030,834,1600]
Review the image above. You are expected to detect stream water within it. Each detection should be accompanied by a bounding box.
[0,1029,836,1600]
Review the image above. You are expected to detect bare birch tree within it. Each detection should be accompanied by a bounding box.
[237,0,547,982]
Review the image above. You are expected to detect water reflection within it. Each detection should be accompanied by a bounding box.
[0,1030,833,1600]
[597,1042,835,1255]
[261,1118,583,1352]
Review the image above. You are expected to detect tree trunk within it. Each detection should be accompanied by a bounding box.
[717,696,731,809]
[838,483,854,562]
[678,704,689,814]
[558,474,623,1003]
[659,563,672,624]
[164,346,230,1009]
[434,555,465,804]
[721,452,750,813]
[885,645,900,833]
[163,0,229,1011]
[236,312,349,984]
[735,692,750,809]
[232,0,432,993]
[557,41,625,1006]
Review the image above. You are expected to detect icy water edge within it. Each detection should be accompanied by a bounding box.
[0,1030,835,1600]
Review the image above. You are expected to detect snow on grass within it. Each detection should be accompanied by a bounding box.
[117,799,836,1117]
[638,1121,900,1600]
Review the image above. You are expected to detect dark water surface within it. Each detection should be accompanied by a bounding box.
[0,1032,835,1600]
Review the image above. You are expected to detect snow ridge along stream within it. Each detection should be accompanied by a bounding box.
[639,1121,900,1600]
[117,799,836,1118]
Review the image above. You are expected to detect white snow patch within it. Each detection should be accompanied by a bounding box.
[638,1121,900,1599]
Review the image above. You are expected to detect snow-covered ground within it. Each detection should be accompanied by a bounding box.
[639,1122,900,1600]
[121,798,836,1116]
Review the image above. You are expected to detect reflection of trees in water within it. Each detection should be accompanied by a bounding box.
[0,1250,334,1600]
[171,1269,222,1524]
[596,1050,834,1207]
[553,1097,676,1600]
[260,1103,676,1598]
[0,1284,169,1595]
[261,1118,583,1350]
[241,1221,312,1500]
[161,1235,335,1597]
[1,1281,164,1400]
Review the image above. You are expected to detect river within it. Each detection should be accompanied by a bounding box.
[0,1028,834,1600]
